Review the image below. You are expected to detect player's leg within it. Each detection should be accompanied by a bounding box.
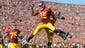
[8,42,15,48]
[45,28,53,48]
[46,22,72,40]
[47,42,52,48]
[0,44,3,48]
[15,43,20,48]
[0,36,3,48]
[45,23,55,33]
[54,29,72,40]
[27,23,44,42]
[8,42,20,48]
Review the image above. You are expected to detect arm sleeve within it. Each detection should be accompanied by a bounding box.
[49,8,57,25]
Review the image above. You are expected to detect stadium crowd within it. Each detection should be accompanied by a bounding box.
[0,0,85,48]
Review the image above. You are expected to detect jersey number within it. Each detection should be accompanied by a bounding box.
[10,32,17,39]
[40,12,47,19]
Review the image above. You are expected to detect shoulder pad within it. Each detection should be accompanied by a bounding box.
[5,28,11,33]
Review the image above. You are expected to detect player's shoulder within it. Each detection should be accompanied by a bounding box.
[5,28,11,33]
[46,6,51,9]
[45,6,51,11]
[47,6,51,9]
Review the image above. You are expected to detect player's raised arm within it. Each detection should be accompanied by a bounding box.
[3,28,11,39]
[54,9,65,20]
[54,9,61,18]
[31,4,38,16]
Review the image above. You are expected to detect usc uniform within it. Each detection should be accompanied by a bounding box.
[5,28,20,48]
[0,36,3,48]
[33,6,56,43]
[27,1,72,48]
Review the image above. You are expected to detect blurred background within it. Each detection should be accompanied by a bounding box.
[0,0,85,46]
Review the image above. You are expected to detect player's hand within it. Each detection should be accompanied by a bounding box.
[60,16,65,20]
[18,36,23,39]
[31,4,35,9]
[57,11,61,17]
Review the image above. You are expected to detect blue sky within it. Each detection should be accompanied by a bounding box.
[42,0,85,5]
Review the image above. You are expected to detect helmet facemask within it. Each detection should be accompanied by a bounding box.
[38,1,45,11]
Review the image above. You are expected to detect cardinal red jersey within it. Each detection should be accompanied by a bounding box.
[36,6,51,23]
[5,28,20,43]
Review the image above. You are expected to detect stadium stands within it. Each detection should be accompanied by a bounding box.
[0,0,85,47]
